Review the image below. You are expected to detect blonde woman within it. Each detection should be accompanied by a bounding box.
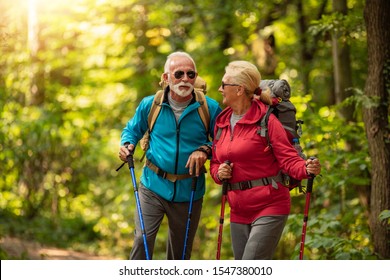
[210,61,321,259]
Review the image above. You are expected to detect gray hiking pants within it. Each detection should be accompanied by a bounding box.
[130,183,203,260]
[230,215,288,260]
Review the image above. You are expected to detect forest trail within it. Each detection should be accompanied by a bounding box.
[0,236,120,260]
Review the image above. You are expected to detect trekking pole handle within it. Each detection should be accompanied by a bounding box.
[306,157,316,193]
[116,143,134,172]
[126,145,135,170]
[222,161,231,196]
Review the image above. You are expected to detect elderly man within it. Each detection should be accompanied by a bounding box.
[119,51,221,259]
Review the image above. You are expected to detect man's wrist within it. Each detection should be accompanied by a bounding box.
[195,145,211,156]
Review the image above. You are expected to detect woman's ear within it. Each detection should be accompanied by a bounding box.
[236,86,243,95]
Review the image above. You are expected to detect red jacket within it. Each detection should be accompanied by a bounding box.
[210,99,309,224]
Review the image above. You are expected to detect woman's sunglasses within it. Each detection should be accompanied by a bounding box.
[221,81,240,89]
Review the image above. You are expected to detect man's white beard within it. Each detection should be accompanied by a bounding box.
[172,82,194,97]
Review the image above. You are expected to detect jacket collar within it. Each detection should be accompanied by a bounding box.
[216,99,268,128]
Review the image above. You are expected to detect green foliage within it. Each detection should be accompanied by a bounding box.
[309,12,366,43]
[0,247,11,260]
[379,210,390,226]
[284,209,376,260]
[0,0,377,260]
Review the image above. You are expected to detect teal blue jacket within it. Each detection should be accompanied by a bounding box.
[121,89,222,202]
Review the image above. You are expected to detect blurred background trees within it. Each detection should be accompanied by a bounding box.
[1,0,389,259]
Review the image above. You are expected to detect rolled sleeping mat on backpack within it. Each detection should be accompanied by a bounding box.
[260,79,291,101]
[194,76,207,94]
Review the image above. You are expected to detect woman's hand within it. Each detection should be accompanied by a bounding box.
[217,162,233,181]
[305,158,321,176]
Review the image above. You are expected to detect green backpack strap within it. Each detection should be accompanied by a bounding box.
[139,90,164,162]
[194,89,210,133]
[148,89,209,133]
[147,90,165,132]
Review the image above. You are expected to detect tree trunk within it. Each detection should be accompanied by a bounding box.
[332,0,371,219]
[363,0,390,259]
[332,0,354,121]
[28,0,45,106]
[296,0,327,97]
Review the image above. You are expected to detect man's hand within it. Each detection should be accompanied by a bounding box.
[119,144,135,162]
[186,150,207,177]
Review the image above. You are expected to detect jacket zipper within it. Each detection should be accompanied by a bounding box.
[172,120,180,201]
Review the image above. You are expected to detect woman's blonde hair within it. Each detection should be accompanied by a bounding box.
[225,60,272,105]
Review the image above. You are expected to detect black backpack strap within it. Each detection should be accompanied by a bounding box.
[258,106,274,151]
[215,127,222,141]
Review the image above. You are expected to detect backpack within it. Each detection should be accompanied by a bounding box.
[258,79,307,191]
[139,77,210,161]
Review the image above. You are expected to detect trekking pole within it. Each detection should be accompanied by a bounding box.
[126,150,150,260]
[216,160,230,260]
[182,173,197,260]
[299,156,316,260]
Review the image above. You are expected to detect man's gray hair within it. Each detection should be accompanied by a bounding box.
[164,51,197,73]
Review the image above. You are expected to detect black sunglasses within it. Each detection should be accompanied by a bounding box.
[221,81,240,89]
[172,70,196,79]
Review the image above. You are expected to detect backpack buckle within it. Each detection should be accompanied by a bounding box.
[239,180,252,190]
[157,169,168,179]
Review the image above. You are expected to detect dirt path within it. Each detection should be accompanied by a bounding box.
[0,236,119,260]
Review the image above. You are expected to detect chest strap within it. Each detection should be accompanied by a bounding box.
[145,159,206,183]
[227,173,283,191]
